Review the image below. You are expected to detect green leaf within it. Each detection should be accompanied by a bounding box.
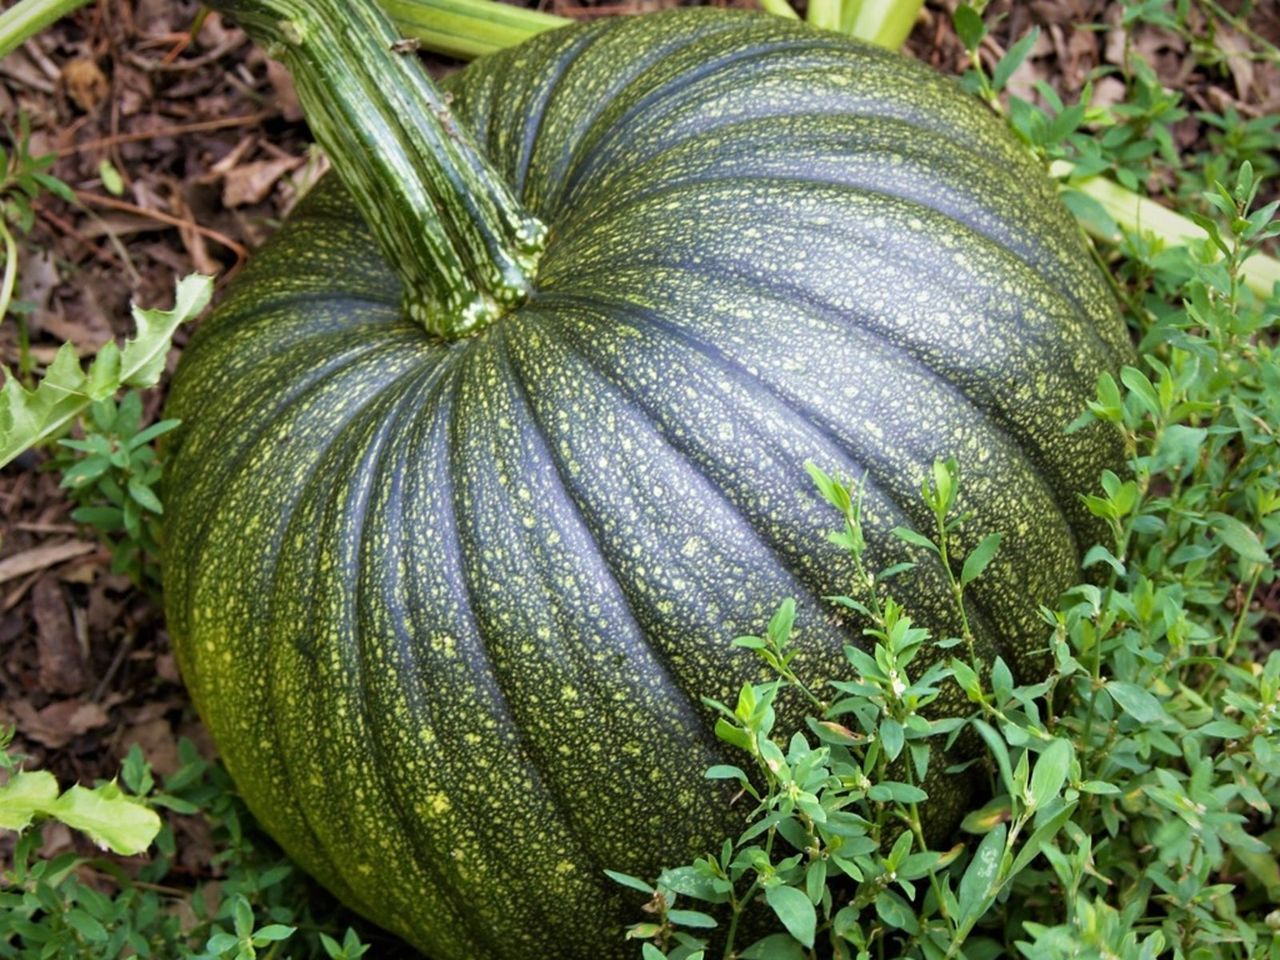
[973,719,1015,797]
[1105,682,1168,725]
[127,478,165,514]
[892,526,939,554]
[867,781,927,804]
[667,910,717,929]
[604,869,654,895]
[0,770,59,831]
[714,718,753,753]
[253,925,297,943]
[879,718,905,761]
[961,533,1003,587]
[768,598,796,649]
[1007,801,1077,878]
[957,823,1006,926]
[0,274,211,468]
[805,460,851,514]
[1208,513,1270,565]
[46,782,161,855]
[953,4,986,51]
[764,883,816,948]
[66,909,108,943]
[992,28,1040,92]
[874,888,919,934]
[98,158,125,196]
[1028,738,1072,810]
[1119,366,1160,418]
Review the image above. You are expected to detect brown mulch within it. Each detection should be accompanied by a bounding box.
[0,0,1276,889]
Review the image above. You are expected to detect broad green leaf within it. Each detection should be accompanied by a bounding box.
[667,909,717,929]
[768,598,796,648]
[953,4,986,50]
[1007,801,1078,878]
[1208,513,1270,565]
[892,526,939,554]
[604,869,654,894]
[961,532,1003,587]
[0,769,58,831]
[253,925,297,944]
[973,719,1015,797]
[1028,738,1072,810]
[764,883,816,948]
[957,823,1006,926]
[874,888,920,934]
[46,782,161,855]
[992,28,1040,92]
[1105,682,1168,725]
[880,717,905,761]
[0,273,211,468]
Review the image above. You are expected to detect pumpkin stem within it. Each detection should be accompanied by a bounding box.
[205,0,548,339]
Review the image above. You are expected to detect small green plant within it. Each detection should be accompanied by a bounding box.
[1,735,373,959]
[0,728,160,856]
[49,390,180,586]
[0,272,210,469]
[1,113,75,375]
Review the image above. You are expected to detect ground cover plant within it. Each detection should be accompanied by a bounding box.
[1,1,1278,958]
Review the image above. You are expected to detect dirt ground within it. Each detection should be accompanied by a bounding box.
[1,0,1277,891]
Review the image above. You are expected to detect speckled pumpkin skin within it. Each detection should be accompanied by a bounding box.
[163,9,1128,958]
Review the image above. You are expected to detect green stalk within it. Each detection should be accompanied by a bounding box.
[380,0,566,57]
[843,0,924,50]
[758,0,800,21]
[806,0,842,32]
[204,0,546,339]
[1051,160,1280,301]
[0,0,87,60]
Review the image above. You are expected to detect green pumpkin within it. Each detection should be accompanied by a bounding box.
[164,7,1127,957]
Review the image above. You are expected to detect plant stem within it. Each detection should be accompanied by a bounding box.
[845,0,924,50]
[758,0,801,20]
[205,0,547,339]
[0,222,18,324]
[807,0,843,31]
[1050,160,1280,301]
[381,0,567,58]
[0,0,87,59]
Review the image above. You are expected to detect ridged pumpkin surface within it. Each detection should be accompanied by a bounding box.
[163,10,1128,958]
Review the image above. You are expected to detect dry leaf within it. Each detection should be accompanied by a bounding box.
[222,156,303,208]
[12,699,111,749]
[265,58,303,122]
[34,576,87,696]
[0,541,96,585]
[1214,27,1254,100]
[120,717,180,776]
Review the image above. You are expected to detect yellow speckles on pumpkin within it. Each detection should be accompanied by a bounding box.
[431,634,458,657]
[425,792,452,816]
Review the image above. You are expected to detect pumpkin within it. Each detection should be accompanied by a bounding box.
[163,3,1128,957]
